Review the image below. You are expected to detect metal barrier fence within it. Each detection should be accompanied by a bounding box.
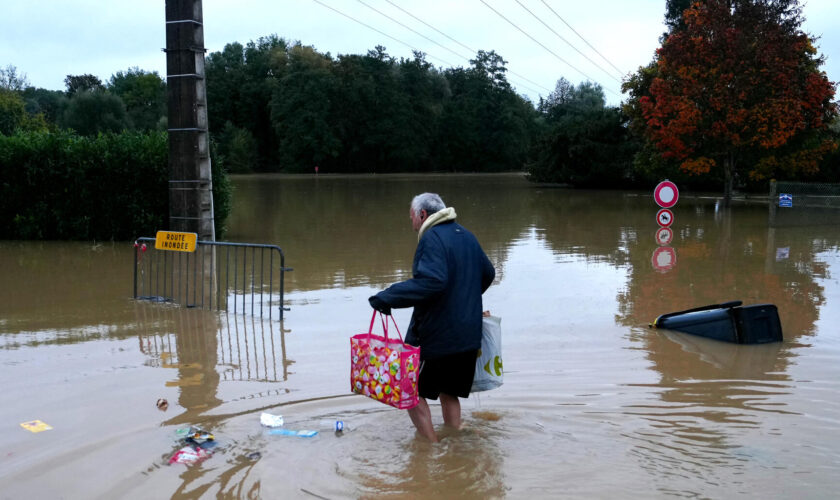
[769,180,840,227]
[133,237,292,319]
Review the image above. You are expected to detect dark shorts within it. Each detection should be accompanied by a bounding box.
[418,350,478,400]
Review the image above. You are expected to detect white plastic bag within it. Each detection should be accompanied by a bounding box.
[471,315,503,392]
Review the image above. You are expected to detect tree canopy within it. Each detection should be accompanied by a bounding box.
[4,12,836,193]
[528,78,638,186]
[205,38,539,173]
[626,0,837,203]
[64,74,104,96]
[108,67,167,131]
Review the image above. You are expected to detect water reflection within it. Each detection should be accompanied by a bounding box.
[134,304,291,425]
[615,204,829,339]
[3,175,840,498]
[226,175,835,343]
[354,427,506,499]
[0,241,136,334]
[225,174,527,291]
[622,328,796,491]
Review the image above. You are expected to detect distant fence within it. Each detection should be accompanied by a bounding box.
[769,181,840,227]
[133,237,292,319]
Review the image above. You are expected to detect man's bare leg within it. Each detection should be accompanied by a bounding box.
[408,398,438,442]
[439,393,462,429]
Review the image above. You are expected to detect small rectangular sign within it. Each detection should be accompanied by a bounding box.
[778,193,793,208]
[155,231,197,252]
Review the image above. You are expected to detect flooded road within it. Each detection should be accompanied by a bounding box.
[2,173,840,498]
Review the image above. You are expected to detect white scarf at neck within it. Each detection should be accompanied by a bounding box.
[417,207,457,241]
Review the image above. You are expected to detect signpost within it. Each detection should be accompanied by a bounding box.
[651,181,678,272]
[656,208,674,228]
[654,180,679,208]
[155,230,198,252]
[778,193,793,208]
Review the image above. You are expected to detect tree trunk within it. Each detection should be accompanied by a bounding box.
[723,153,734,208]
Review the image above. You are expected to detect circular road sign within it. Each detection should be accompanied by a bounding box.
[654,180,679,208]
[655,227,674,246]
[656,208,675,228]
[651,246,677,272]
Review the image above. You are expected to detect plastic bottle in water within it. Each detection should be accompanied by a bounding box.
[320,420,348,433]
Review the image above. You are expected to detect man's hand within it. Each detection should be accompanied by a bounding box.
[482,310,491,317]
[368,295,392,315]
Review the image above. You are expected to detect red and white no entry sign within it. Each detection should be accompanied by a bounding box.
[656,208,674,227]
[655,227,673,245]
[651,246,677,272]
[654,180,679,208]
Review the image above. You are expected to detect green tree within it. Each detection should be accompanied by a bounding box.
[206,41,247,132]
[206,35,288,169]
[22,87,68,125]
[331,46,408,173]
[60,90,130,135]
[0,90,26,135]
[270,44,340,172]
[217,120,258,173]
[393,52,449,172]
[108,67,167,131]
[0,90,49,135]
[0,65,29,92]
[241,35,287,168]
[64,74,104,96]
[437,50,535,172]
[529,80,637,186]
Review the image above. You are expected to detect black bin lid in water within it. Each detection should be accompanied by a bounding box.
[656,308,739,343]
[652,301,783,344]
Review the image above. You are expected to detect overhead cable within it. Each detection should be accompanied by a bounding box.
[540,0,625,77]
[514,0,621,83]
[382,0,552,94]
[313,0,549,96]
[478,0,620,97]
[311,0,457,67]
[383,0,475,55]
[355,0,471,61]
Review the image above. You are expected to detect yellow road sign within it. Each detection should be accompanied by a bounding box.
[155,231,197,252]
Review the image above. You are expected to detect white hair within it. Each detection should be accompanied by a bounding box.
[411,193,446,215]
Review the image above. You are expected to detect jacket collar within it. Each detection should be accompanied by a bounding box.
[418,207,457,241]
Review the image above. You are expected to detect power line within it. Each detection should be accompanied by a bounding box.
[313,0,551,96]
[540,0,625,77]
[310,0,458,67]
[479,0,620,98]
[384,0,475,55]
[382,0,552,94]
[514,0,621,83]
[355,0,471,61]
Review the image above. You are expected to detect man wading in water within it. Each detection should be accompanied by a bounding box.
[369,193,495,442]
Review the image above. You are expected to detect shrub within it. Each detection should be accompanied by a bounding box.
[0,130,231,240]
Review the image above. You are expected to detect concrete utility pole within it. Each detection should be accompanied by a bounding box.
[164,0,215,241]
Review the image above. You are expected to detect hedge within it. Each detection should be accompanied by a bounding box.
[0,130,231,240]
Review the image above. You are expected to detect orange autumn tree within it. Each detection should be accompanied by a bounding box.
[637,0,837,205]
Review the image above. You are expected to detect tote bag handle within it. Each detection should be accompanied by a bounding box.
[367,310,404,342]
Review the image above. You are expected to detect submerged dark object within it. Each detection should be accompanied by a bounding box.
[650,301,783,344]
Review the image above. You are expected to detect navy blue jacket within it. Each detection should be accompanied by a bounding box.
[374,221,495,359]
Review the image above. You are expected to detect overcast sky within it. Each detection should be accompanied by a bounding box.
[1,0,838,106]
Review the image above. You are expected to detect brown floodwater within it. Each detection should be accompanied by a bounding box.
[2,173,840,499]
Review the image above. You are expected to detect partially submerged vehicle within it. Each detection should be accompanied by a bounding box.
[650,301,783,344]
